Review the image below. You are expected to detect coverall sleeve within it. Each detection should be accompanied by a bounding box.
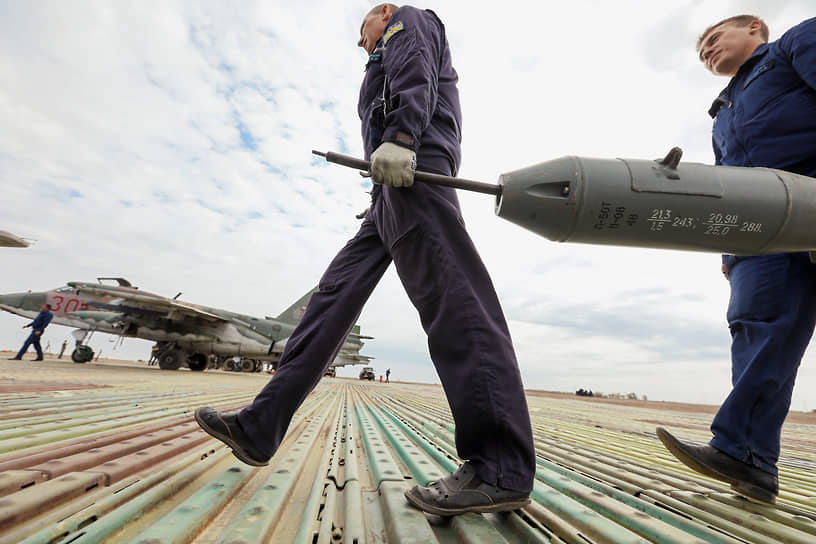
[380,9,442,152]
[779,17,816,91]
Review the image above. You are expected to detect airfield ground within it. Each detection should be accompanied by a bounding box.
[0,355,814,543]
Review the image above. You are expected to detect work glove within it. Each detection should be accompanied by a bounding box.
[370,142,416,187]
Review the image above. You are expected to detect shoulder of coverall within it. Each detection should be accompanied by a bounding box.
[377,6,447,151]
[775,17,816,88]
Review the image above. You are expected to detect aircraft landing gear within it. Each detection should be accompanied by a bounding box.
[187,353,208,372]
[71,345,94,363]
[70,329,95,363]
[151,342,187,370]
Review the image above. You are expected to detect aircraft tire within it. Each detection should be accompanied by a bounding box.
[187,360,207,371]
[158,351,184,371]
[241,359,255,372]
[187,353,208,372]
[71,346,94,363]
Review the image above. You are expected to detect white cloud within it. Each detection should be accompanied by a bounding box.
[1,0,814,412]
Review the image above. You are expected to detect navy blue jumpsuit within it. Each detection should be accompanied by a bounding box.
[15,309,53,359]
[708,18,816,476]
[238,6,536,493]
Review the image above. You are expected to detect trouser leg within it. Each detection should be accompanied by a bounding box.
[374,182,536,492]
[711,254,816,475]
[238,219,391,458]
[32,335,43,359]
[16,334,34,359]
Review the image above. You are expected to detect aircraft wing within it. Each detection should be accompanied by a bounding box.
[331,352,374,368]
[0,230,29,248]
[67,283,228,323]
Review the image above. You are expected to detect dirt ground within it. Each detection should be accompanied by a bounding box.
[526,388,816,424]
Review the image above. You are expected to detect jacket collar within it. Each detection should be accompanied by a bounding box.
[708,42,770,118]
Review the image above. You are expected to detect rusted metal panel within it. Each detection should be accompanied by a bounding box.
[0,413,196,472]
[0,469,47,497]
[44,448,230,544]
[0,472,105,532]
[13,446,221,544]
[87,429,212,485]
[26,423,203,478]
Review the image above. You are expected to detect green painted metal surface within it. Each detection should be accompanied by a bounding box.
[131,464,251,543]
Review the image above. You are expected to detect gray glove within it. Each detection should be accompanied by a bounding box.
[370,142,416,187]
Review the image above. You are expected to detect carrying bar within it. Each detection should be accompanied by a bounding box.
[312,150,501,196]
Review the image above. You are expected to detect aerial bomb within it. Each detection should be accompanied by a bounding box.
[313,148,816,256]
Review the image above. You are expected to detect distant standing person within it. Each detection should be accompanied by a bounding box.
[657,14,816,504]
[9,303,53,361]
[385,368,390,383]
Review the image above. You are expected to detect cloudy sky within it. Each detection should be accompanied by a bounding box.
[2,0,814,410]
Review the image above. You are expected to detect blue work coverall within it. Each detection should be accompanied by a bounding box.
[709,17,816,476]
[15,309,53,360]
[238,7,536,492]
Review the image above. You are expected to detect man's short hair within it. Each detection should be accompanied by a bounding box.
[367,3,399,17]
[697,15,769,51]
[45,304,52,310]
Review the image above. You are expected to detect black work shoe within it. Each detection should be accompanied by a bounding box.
[656,427,778,503]
[404,462,531,516]
[194,407,269,467]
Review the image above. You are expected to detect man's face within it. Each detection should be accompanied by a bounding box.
[41,304,49,312]
[358,7,390,54]
[698,21,762,76]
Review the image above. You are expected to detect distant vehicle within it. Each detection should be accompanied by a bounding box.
[359,366,375,381]
[324,366,336,378]
[0,278,373,373]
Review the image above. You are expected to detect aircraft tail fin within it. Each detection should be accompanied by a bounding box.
[274,286,320,325]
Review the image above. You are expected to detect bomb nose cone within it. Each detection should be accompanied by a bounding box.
[496,156,581,243]
[495,154,816,255]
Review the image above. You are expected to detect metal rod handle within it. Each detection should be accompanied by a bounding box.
[312,150,501,196]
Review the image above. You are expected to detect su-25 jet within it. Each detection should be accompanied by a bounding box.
[0,277,372,372]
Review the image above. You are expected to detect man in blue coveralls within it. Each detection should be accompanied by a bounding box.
[196,4,536,516]
[657,15,816,504]
[9,303,53,361]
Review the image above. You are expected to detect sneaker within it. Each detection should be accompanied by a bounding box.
[194,407,269,467]
[404,462,531,516]
[656,427,778,503]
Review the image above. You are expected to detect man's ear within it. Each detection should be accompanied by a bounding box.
[748,20,762,34]
[381,4,392,23]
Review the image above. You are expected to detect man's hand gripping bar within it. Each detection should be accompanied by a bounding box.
[312,150,501,196]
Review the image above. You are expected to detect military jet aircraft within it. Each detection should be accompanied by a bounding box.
[0,230,29,248]
[0,277,372,372]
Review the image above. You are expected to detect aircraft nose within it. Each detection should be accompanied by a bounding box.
[0,293,25,308]
[0,292,45,311]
